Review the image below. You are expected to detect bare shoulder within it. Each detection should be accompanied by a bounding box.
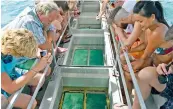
[152,24,168,39]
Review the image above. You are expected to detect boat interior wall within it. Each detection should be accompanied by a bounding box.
[63,29,105,66]
[40,66,111,109]
[82,2,100,12]
[71,13,101,29]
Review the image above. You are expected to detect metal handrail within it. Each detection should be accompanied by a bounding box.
[110,26,132,109]
[52,17,71,64]
[110,26,147,109]
[120,41,146,109]
[6,59,38,109]
[27,64,50,109]
[26,17,71,109]
[56,17,71,48]
[6,14,71,109]
[6,87,24,109]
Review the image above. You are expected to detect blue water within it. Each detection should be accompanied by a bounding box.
[1,0,173,27]
[1,0,34,27]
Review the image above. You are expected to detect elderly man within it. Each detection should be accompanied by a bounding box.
[4,2,63,52]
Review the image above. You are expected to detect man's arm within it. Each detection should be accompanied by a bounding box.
[24,21,52,51]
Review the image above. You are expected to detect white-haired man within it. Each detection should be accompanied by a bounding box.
[4,2,63,52]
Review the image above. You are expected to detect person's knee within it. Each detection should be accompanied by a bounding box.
[25,97,37,109]
[36,74,45,87]
[138,67,156,82]
[28,73,45,87]
[11,94,37,109]
[32,99,37,109]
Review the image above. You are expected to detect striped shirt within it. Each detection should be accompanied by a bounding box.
[4,6,54,45]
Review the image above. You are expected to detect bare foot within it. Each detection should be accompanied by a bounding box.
[113,103,128,109]
[55,47,68,53]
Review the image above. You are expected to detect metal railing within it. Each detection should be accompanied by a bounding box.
[7,1,146,109]
[6,59,38,109]
[109,27,132,109]
[110,25,146,109]
[103,3,146,108]
[6,16,71,109]
[27,17,72,109]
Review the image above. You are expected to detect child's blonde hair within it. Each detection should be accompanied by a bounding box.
[1,28,38,58]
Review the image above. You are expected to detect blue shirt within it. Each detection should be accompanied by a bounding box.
[1,55,29,98]
[4,6,55,45]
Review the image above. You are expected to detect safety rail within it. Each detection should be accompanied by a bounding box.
[52,17,72,65]
[4,1,147,109]
[103,3,146,108]
[27,16,72,109]
[6,15,72,109]
[6,59,38,109]
[110,26,146,109]
[109,27,132,108]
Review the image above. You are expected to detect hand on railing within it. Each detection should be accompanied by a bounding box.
[32,53,53,72]
[120,46,131,54]
[123,59,144,72]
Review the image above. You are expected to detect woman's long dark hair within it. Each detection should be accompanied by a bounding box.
[133,1,169,28]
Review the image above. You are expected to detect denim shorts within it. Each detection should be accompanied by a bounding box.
[160,99,173,109]
[151,74,173,109]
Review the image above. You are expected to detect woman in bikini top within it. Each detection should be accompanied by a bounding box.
[152,26,173,66]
